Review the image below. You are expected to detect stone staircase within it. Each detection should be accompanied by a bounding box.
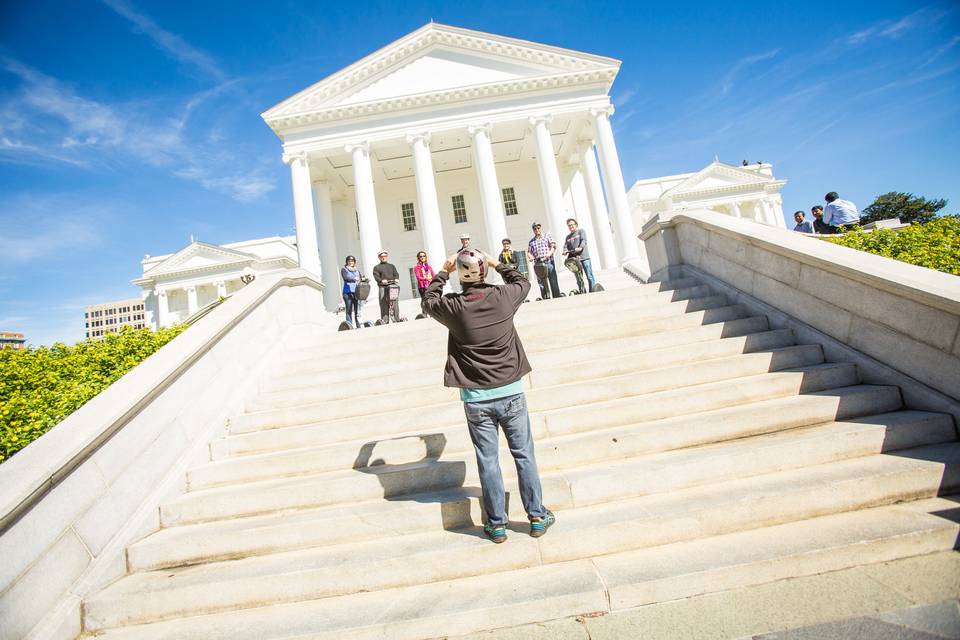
[78,271,960,639]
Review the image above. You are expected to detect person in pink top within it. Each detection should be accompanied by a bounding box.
[413,251,436,299]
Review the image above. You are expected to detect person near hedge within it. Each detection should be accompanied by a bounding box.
[792,210,814,233]
[821,192,860,233]
[413,250,435,299]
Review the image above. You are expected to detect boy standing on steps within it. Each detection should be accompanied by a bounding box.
[422,248,555,544]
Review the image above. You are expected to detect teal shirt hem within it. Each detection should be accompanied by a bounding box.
[459,379,524,402]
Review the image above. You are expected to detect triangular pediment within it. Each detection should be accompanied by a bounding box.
[263,23,619,125]
[661,162,774,199]
[145,242,256,277]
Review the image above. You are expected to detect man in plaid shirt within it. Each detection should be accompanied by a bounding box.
[526,222,561,299]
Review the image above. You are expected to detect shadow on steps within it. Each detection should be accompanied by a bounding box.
[353,434,488,538]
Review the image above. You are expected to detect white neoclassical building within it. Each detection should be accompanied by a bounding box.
[132,236,298,329]
[262,23,648,309]
[629,160,788,230]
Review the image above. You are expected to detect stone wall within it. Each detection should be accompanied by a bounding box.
[0,270,330,640]
[640,209,960,421]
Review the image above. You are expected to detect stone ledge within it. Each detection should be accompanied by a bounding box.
[0,270,323,534]
[640,209,960,316]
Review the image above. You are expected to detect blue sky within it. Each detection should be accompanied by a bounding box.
[1,0,958,346]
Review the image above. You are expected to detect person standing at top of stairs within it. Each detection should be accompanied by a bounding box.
[373,250,400,322]
[422,249,556,544]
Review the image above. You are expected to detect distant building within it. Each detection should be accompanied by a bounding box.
[628,160,788,230]
[0,331,26,350]
[132,236,299,329]
[85,298,147,340]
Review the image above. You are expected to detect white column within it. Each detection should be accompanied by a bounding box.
[579,142,618,270]
[468,124,509,255]
[731,201,743,218]
[156,289,168,329]
[283,152,322,279]
[216,281,227,298]
[591,107,641,263]
[567,169,603,269]
[407,133,448,266]
[529,116,568,240]
[186,286,198,317]
[312,180,341,311]
[771,197,787,228]
[346,142,383,281]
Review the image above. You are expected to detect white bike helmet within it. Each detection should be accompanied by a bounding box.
[456,249,486,284]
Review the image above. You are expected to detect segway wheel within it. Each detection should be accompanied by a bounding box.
[415,313,426,320]
[338,321,353,332]
[593,283,605,292]
[569,290,579,296]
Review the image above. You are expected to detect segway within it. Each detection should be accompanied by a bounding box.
[564,255,588,296]
[563,254,604,294]
[375,280,406,325]
[533,260,551,301]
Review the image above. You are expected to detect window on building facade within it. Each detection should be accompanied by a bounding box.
[502,187,519,216]
[452,194,467,223]
[401,202,416,231]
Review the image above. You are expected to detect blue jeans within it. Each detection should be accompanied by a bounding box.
[581,258,596,292]
[463,393,547,526]
[343,293,359,328]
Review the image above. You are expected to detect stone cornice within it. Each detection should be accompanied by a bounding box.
[134,258,298,286]
[265,68,617,133]
[263,23,619,123]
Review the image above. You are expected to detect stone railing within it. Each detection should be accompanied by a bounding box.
[639,209,960,422]
[0,269,329,640]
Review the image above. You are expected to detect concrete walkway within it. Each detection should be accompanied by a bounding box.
[451,551,960,640]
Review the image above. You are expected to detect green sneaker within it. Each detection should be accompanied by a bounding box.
[529,509,555,538]
[483,523,507,544]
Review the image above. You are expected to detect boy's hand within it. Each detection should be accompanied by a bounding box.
[442,254,457,273]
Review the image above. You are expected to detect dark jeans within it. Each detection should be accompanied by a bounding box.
[343,293,359,328]
[534,258,561,299]
[463,393,547,526]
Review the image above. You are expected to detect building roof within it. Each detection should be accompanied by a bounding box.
[262,23,620,134]
[629,161,786,205]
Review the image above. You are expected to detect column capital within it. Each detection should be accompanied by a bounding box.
[589,105,616,120]
[344,141,370,155]
[282,151,308,166]
[158,289,168,298]
[186,286,196,293]
[467,122,493,138]
[405,132,432,147]
[527,114,554,129]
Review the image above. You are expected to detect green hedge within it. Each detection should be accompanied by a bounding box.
[822,216,960,276]
[0,324,188,463]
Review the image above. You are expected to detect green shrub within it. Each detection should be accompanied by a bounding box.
[822,216,960,275]
[0,324,188,463]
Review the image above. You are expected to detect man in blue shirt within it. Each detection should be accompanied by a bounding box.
[822,192,860,232]
[792,211,814,233]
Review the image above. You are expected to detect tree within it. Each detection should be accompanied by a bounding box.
[861,191,947,225]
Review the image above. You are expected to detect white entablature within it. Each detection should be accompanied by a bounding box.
[629,161,789,230]
[132,237,298,329]
[263,23,648,311]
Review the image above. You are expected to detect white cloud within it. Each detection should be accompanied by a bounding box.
[100,0,225,81]
[720,49,780,95]
[0,196,106,263]
[921,35,960,68]
[0,59,276,202]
